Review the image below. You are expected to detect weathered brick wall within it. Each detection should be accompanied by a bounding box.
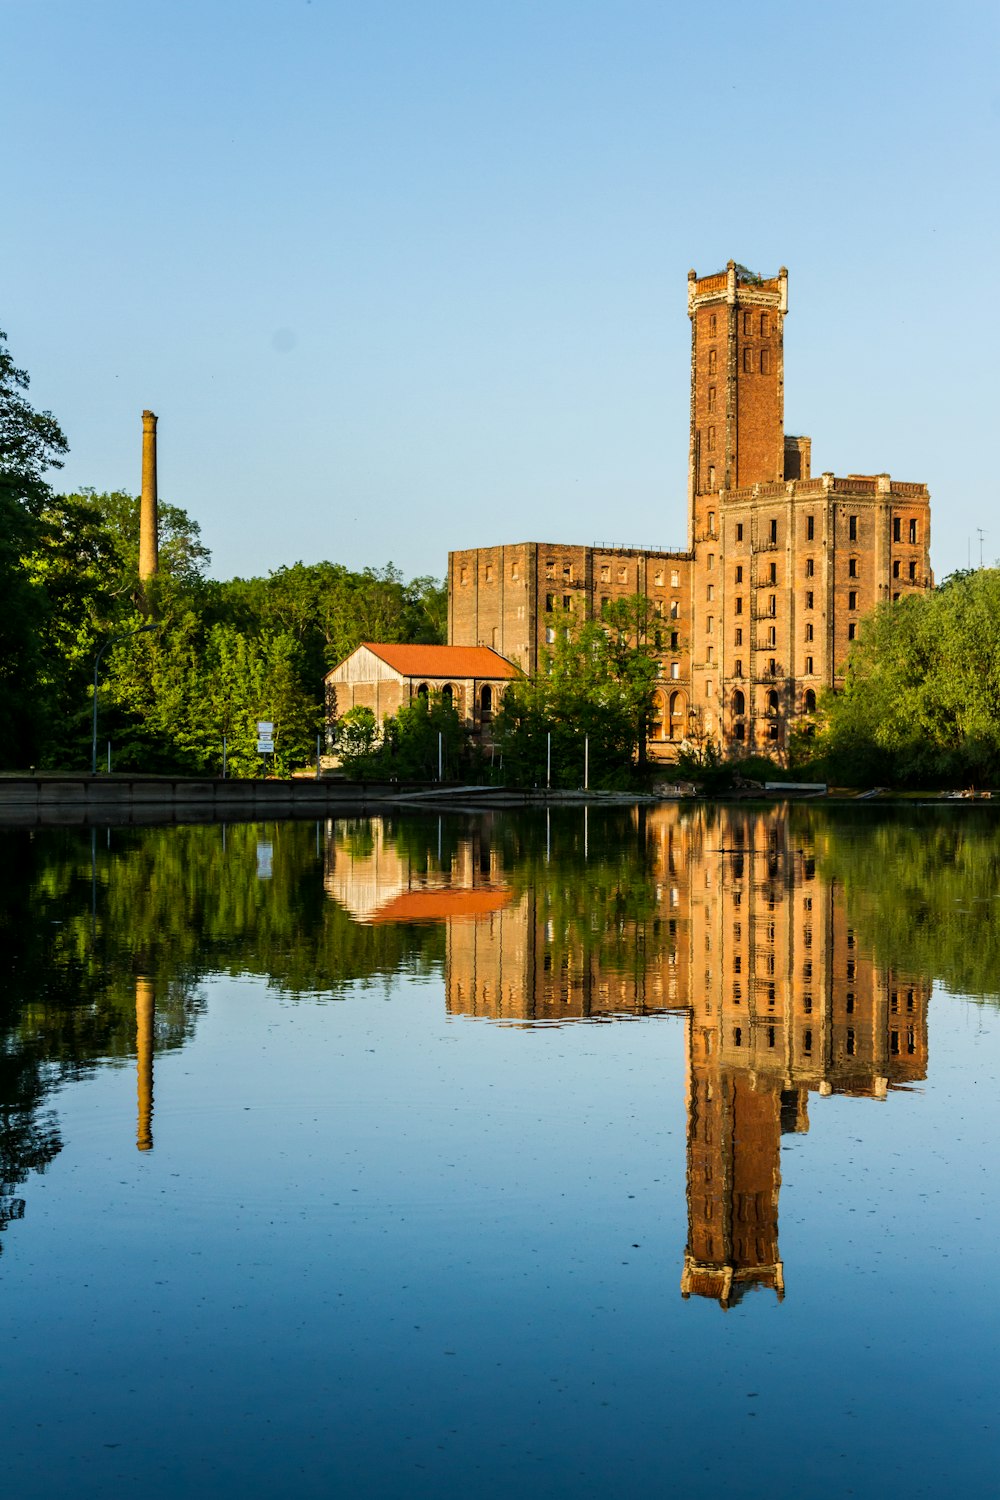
[448,264,933,760]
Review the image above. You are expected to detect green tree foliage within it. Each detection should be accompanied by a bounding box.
[338,692,468,782]
[218,563,446,688]
[494,597,658,788]
[336,707,380,778]
[814,570,1000,786]
[69,488,212,600]
[0,340,446,773]
[0,328,69,763]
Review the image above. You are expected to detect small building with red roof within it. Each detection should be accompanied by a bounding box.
[324,642,521,739]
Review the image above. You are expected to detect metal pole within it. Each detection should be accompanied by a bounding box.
[91,647,104,774]
[547,731,551,791]
[584,735,589,791]
[316,734,322,780]
[438,731,443,782]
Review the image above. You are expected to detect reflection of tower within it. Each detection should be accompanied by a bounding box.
[678,806,932,1305]
[136,976,154,1152]
[681,1014,786,1307]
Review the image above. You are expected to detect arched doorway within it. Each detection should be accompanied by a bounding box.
[668,691,686,740]
[480,684,493,722]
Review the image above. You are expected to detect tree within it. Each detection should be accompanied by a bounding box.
[494,598,659,788]
[72,489,211,601]
[380,691,466,780]
[815,569,1000,786]
[0,328,69,764]
[336,707,380,778]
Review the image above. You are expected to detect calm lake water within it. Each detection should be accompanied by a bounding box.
[2,804,998,1498]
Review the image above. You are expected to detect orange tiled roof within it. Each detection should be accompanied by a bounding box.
[368,888,512,924]
[360,643,521,680]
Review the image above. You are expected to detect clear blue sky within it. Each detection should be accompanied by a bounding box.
[3,0,997,583]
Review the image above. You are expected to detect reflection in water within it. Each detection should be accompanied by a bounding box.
[135,976,155,1152]
[0,804,966,1293]
[323,808,930,1305]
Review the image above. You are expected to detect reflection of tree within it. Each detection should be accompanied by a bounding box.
[492,808,672,975]
[1,802,993,1267]
[802,807,1000,1002]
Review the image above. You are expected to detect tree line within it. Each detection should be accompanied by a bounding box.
[806,568,1000,787]
[0,327,446,772]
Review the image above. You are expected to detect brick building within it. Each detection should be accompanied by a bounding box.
[448,261,933,754]
[324,642,520,741]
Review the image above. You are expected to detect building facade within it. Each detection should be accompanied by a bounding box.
[448,262,933,754]
[324,642,521,741]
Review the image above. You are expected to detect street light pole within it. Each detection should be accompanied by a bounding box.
[92,624,157,774]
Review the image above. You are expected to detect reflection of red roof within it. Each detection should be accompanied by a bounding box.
[360,643,521,680]
[369,888,512,924]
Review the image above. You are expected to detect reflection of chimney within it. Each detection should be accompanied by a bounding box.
[139,410,159,592]
[136,976,154,1152]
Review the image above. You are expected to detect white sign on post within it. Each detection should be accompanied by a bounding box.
[256,720,274,755]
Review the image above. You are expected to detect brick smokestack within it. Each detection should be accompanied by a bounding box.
[139,409,159,589]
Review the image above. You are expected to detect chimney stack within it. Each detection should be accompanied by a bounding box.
[139,409,159,588]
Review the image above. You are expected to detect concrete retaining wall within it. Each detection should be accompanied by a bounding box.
[0,776,402,827]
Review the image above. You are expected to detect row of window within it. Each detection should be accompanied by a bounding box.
[729,659,819,680]
[415,682,495,715]
[706,515,921,545]
[731,1025,916,1056]
[706,311,773,338]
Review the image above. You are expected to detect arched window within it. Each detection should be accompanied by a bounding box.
[441,684,453,708]
[416,682,429,700]
[480,684,493,721]
[668,691,685,740]
[651,691,666,741]
[804,689,817,713]
[767,689,779,716]
[732,689,746,717]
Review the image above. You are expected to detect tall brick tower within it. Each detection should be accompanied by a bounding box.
[687,261,788,547]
